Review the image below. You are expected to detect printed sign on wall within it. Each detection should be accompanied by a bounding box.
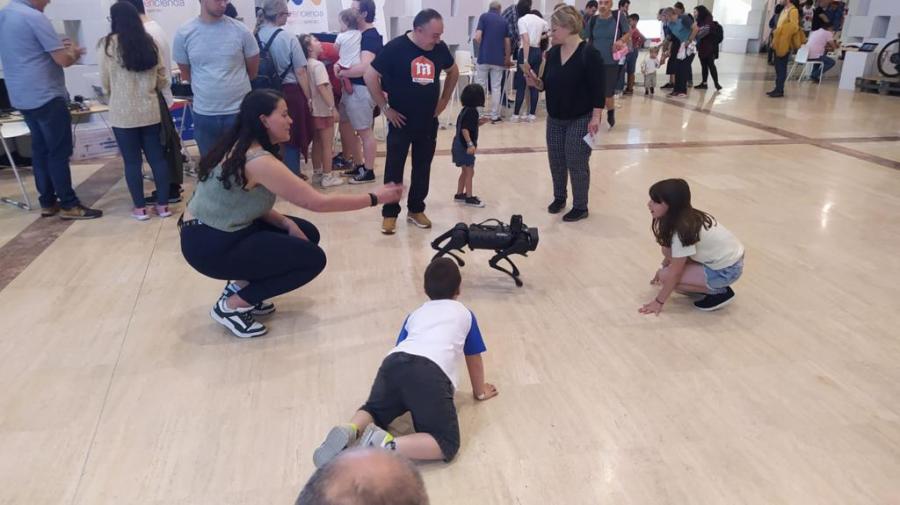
[286,0,330,35]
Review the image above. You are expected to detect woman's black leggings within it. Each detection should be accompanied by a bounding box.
[700,56,719,85]
[180,216,326,305]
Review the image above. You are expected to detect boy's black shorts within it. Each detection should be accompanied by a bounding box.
[360,352,460,461]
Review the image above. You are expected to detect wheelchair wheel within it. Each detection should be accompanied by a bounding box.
[877,37,900,78]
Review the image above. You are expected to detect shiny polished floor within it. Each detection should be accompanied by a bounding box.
[0,54,899,505]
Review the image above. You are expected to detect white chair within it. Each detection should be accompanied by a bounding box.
[788,45,824,83]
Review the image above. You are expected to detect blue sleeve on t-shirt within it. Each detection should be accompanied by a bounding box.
[32,12,64,53]
[395,315,410,345]
[477,13,486,32]
[463,311,487,356]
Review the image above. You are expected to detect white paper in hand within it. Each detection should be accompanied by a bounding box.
[583,132,599,149]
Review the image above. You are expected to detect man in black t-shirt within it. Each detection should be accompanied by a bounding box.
[365,9,459,235]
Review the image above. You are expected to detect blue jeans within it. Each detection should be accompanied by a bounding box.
[514,48,542,116]
[284,144,301,174]
[192,112,238,158]
[810,55,835,79]
[773,55,789,93]
[19,97,80,209]
[704,257,744,294]
[112,123,170,208]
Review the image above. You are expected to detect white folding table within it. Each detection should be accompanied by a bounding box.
[0,117,33,211]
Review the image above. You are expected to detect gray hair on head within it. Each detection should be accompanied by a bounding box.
[489,1,502,11]
[662,7,676,16]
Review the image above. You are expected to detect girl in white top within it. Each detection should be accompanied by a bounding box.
[99,1,172,220]
[640,178,745,315]
[334,8,362,94]
[299,34,343,188]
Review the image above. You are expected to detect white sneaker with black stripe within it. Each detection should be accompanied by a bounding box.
[222,282,275,316]
[210,297,268,338]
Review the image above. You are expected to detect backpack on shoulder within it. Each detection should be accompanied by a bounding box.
[251,29,293,90]
[711,21,724,45]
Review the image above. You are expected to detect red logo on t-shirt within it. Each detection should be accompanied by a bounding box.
[411,56,436,85]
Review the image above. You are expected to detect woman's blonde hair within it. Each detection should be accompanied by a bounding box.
[551,5,583,35]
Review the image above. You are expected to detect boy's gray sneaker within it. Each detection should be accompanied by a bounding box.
[313,424,356,468]
[358,424,396,450]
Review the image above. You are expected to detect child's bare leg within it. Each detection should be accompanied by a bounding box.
[464,166,474,196]
[311,137,323,174]
[393,433,445,461]
[320,124,335,175]
[350,410,374,431]
[457,169,466,195]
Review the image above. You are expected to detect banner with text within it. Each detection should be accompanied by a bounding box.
[286,0,330,35]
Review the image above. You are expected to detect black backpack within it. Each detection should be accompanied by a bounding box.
[251,29,292,90]
[711,21,724,44]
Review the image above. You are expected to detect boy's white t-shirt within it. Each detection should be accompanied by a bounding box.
[389,299,487,390]
[335,29,362,68]
[671,222,744,271]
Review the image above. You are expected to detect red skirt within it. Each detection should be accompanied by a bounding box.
[282,82,314,160]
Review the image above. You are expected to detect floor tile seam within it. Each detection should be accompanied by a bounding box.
[66,219,163,505]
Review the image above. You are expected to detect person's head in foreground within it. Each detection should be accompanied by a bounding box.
[295,448,429,505]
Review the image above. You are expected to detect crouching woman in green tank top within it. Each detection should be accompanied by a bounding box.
[180,89,403,338]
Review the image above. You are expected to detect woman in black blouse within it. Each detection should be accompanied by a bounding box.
[525,5,604,222]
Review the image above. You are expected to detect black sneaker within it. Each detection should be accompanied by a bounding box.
[146,186,184,204]
[210,296,267,338]
[694,287,735,311]
[332,154,352,170]
[222,282,275,316]
[661,82,674,89]
[547,199,566,214]
[465,196,485,208]
[694,83,708,90]
[343,164,364,177]
[562,208,589,222]
[349,168,375,185]
[491,117,502,124]
[453,193,466,203]
[59,204,103,220]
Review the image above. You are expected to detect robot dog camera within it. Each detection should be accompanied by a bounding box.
[430,215,539,287]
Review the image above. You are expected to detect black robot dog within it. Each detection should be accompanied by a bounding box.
[430,215,539,287]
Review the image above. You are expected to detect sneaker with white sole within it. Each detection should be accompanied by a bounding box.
[321,172,345,188]
[510,115,521,123]
[349,168,376,185]
[526,114,536,122]
[313,424,358,468]
[222,282,275,316]
[132,207,150,221]
[209,296,268,338]
[694,287,735,311]
[407,212,432,229]
[465,196,485,207]
[358,424,396,451]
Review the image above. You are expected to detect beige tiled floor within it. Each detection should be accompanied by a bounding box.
[0,54,899,505]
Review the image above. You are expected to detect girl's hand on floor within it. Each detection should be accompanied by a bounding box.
[639,299,663,316]
[650,271,661,285]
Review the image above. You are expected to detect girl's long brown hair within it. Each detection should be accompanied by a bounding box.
[649,178,716,247]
